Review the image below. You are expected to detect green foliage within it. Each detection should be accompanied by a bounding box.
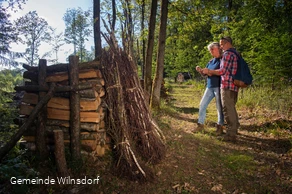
[0,149,38,181]
[0,69,23,145]
[165,0,216,79]
[0,104,19,142]
[0,68,23,98]
[0,148,39,194]
[0,0,25,67]
[0,69,23,91]
[164,0,292,87]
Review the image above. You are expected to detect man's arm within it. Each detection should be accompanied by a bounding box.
[202,68,220,76]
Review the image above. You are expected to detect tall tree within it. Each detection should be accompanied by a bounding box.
[144,0,158,94]
[119,0,136,62]
[63,7,92,62]
[93,0,102,58]
[150,0,168,109]
[141,0,146,78]
[15,11,52,66]
[111,0,116,31]
[0,0,26,67]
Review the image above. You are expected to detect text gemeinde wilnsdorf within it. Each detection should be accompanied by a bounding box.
[10,176,100,185]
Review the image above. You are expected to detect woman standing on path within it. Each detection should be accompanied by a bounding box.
[193,42,224,135]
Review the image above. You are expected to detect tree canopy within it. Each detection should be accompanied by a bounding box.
[63,7,92,62]
[15,11,52,66]
[164,0,292,85]
[0,0,291,86]
[0,0,26,67]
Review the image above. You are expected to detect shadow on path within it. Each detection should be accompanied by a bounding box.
[237,132,292,154]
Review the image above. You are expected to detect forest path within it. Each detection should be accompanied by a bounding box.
[92,83,292,194]
[135,83,292,194]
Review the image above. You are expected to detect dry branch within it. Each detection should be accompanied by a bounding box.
[101,34,165,165]
[117,48,166,164]
[101,48,152,181]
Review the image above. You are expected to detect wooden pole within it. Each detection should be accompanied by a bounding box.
[36,59,49,159]
[0,83,56,161]
[69,56,81,160]
[53,130,69,177]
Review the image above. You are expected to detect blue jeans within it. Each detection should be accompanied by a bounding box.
[198,87,224,125]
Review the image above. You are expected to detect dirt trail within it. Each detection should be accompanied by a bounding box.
[84,84,292,193]
[130,84,292,194]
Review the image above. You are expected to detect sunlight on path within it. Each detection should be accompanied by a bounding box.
[169,84,218,133]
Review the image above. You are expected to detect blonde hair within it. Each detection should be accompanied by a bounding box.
[207,42,220,51]
[207,42,222,55]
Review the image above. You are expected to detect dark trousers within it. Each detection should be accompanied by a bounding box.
[221,89,240,136]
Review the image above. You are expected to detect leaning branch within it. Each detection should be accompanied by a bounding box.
[0,83,56,161]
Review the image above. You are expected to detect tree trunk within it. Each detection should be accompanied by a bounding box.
[141,0,145,78]
[69,56,81,160]
[150,0,168,109]
[94,0,102,58]
[111,0,116,31]
[144,0,158,95]
[125,0,135,63]
[0,83,56,161]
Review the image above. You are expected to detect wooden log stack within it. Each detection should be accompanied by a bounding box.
[16,57,109,158]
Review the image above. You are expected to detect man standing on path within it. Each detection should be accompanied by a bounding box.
[202,37,240,142]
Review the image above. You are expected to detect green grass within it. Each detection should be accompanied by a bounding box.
[223,154,256,172]
[237,85,292,118]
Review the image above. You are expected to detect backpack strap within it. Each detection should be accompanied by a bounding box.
[226,49,241,59]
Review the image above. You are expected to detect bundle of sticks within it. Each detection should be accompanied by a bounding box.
[100,40,166,181]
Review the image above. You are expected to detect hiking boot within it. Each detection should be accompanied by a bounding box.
[193,123,204,133]
[222,134,236,142]
[215,124,224,136]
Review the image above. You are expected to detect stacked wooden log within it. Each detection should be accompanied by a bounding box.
[16,58,109,158]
